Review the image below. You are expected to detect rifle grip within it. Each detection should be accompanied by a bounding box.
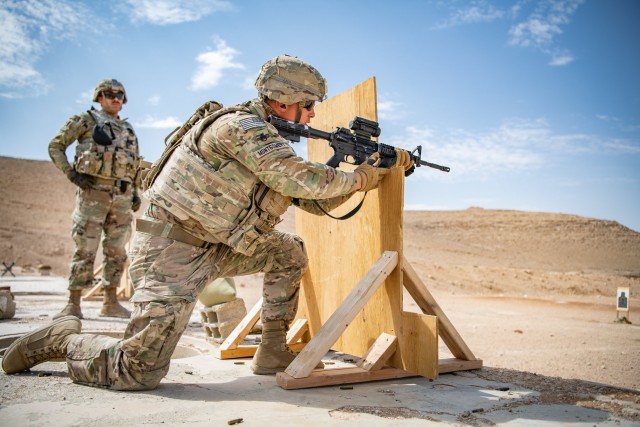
[326,153,343,168]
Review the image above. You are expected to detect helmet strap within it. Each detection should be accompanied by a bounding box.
[294,102,304,123]
[261,98,276,116]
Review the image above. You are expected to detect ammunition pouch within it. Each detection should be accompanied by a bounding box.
[254,183,291,218]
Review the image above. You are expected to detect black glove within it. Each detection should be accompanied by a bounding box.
[132,194,142,212]
[66,170,94,190]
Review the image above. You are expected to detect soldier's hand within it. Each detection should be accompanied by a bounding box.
[66,170,94,190]
[394,148,414,172]
[132,195,142,212]
[354,153,390,192]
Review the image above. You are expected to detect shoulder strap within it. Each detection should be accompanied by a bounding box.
[143,100,231,191]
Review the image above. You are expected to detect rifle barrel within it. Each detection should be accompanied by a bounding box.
[419,160,450,172]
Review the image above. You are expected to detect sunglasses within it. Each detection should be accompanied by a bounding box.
[302,100,315,110]
[103,92,125,100]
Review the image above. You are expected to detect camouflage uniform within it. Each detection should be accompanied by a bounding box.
[2,57,395,385]
[64,97,358,390]
[49,108,139,295]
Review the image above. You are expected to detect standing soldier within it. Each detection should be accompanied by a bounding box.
[2,56,411,389]
[48,79,141,319]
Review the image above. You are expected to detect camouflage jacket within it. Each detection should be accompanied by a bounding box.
[146,98,356,255]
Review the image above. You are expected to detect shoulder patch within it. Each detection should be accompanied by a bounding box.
[239,117,266,132]
[255,142,289,159]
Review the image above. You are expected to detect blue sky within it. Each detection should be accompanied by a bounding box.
[1,0,639,232]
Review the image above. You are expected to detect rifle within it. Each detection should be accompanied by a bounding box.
[267,116,450,176]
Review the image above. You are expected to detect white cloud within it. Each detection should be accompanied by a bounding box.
[135,115,182,129]
[508,0,584,66]
[75,88,94,104]
[242,75,258,91]
[604,140,640,154]
[548,51,574,66]
[190,37,244,91]
[148,95,161,106]
[433,0,584,67]
[0,0,94,98]
[377,96,406,121]
[384,117,634,178]
[432,2,507,30]
[595,114,640,133]
[125,0,231,25]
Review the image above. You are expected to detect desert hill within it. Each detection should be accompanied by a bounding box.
[1,155,639,301]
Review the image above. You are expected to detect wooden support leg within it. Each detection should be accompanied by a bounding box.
[281,251,398,379]
[215,297,262,359]
[357,332,397,371]
[287,318,309,352]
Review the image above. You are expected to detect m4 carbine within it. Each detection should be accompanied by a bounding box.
[267,115,450,176]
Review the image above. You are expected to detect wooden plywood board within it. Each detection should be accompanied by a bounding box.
[399,312,438,379]
[295,77,418,372]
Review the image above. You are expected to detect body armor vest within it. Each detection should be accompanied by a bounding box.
[146,103,284,256]
[74,109,139,182]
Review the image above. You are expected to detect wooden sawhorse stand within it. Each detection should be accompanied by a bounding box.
[215,77,481,389]
[216,253,481,389]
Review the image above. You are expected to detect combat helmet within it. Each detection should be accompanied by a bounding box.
[255,54,327,105]
[92,79,128,104]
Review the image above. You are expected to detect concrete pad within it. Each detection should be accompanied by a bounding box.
[0,276,637,426]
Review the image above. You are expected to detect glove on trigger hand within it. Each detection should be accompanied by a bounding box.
[354,152,390,192]
[67,170,94,190]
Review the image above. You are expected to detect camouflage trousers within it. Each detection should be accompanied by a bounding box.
[65,224,308,390]
[68,185,132,290]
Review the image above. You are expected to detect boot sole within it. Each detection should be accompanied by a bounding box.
[1,316,81,374]
[98,313,131,318]
[250,363,285,375]
[52,313,83,320]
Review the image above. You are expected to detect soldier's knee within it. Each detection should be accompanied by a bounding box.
[287,235,308,271]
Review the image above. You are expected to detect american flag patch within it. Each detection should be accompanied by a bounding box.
[239,117,265,131]
[256,142,288,158]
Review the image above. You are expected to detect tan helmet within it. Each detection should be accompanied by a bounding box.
[255,54,327,104]
[92,78,128,104]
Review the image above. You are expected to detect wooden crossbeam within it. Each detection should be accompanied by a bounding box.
[357,333,397,371]
[283,251,398,379]
[287,318,309,345]
[215,297,262,359]
[276,358,484,390]
[214,302,311,359]
[277,366,416,390]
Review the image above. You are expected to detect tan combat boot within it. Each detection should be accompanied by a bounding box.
[99,286,131,318]
[2,316,81,374]
[251,320,324,375]
[53,289,83,320]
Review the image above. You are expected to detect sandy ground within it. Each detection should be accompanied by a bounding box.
[1,155,640,423]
